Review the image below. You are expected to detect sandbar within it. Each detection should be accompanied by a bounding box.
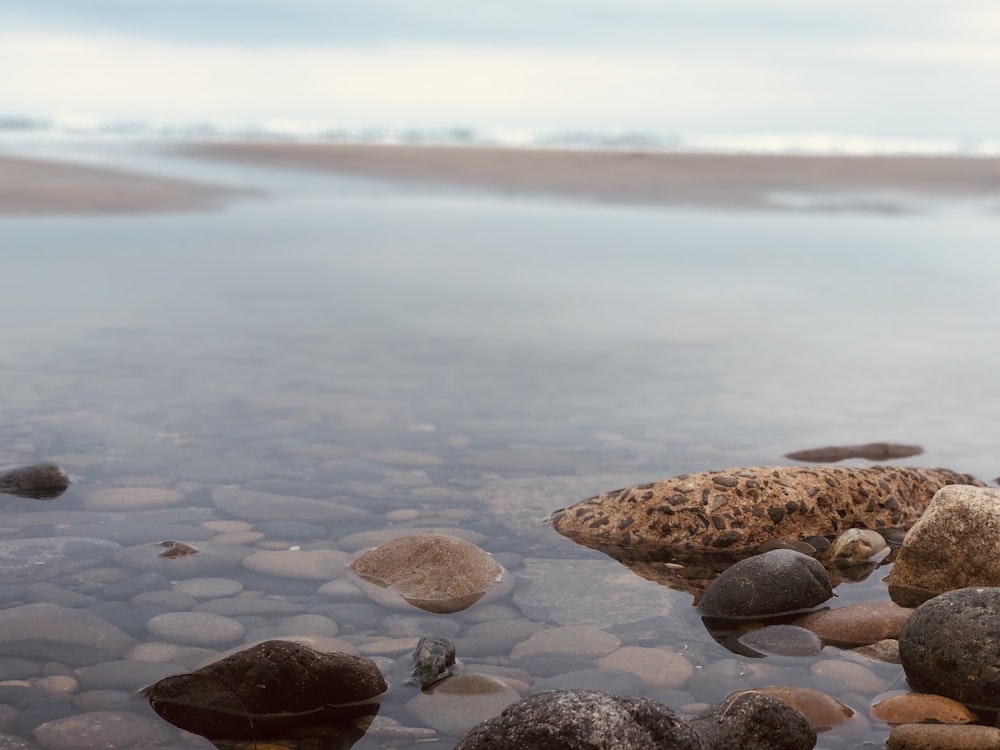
[0,154,244,216]
[183,142,1000,211]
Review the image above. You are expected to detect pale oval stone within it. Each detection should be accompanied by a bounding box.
[243,548,351,579]
[829,528,888,563]
[276,614,339,638]
[359,637,421,657]
[146,612,245,647]
[404,673,520,736]
[0,604,134,665]
[594,646,694,689]
[317,578,367,600]
[34,675,78,696]
[810,659,887,693]
[795,601,913,646]
[384,509,422,523]
[33,710,173,750]
[172,577,244,598]
[127,641,194,662]
[887,723,1000,749]
[213,531,266,545]
[732,686,854,731]
[349,534,509,614]
[510,625,621,661]
[83,487,184,511]
[872,692,979,725]
[201,520,253,533]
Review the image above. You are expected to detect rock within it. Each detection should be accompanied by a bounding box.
[594,646,694,689]
[737,625,823,657]
[899,587,1000,710]
[809,659,886,693]
[0,604,135,666]
[145,612,246,647]
[510,625,621,662]
[405,635,457,690]
[405,673,520,737]
[550,466,981,554]
[689,691,817,750]
[886,723,1000,749]
[82,487,184,511]
[172,577,244,598]
[728,686,853,731]
[530,669,644,696]
[827,528,888,563]
[887,486,1000,605]
[871,692,978,725]
[785,443,923,462]
[0,537,121,585]
[0,463,70,499]
[698,549,833,618]
[794,601,913,646]
[32,710,173,750]
[211,486,370,523]
[242,548,351,579]
[113,540,251,576]
[348,533,510,614]
[143,640,386,740]
[454,689,703,750]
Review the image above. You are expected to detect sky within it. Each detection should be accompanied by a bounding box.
[3,1,1000,148]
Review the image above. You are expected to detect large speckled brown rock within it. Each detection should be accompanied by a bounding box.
[550,466,982,555]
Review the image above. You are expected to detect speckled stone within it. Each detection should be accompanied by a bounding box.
[551,466,983,554]
[828,528,888,563]
[145,612,245,647]
[405,673,520,736]
[728,686,854,731]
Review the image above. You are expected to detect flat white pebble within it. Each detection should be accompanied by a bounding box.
[146,612,246,647]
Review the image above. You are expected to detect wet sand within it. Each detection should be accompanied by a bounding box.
[184,142,1000,210]
[0,154,243,215]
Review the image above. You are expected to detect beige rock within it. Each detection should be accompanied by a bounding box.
[242,549,351,580]
[794,601,913,646]
[551,466,981,554]
[731,686,854,731]
[872,692,978,725]
[809,659,887,693]
[404,673,519,736]
[594,646,693,689]
[887,723,1000,749]
[83,487,184,511]
[828,528,888,563]
[348,534,510,614]
[510,625,620,661]
[887,485,1000,603]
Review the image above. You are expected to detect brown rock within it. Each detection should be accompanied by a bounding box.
[887,723,1000,749]
[550,466,981,554]
[887,485,1000,605]
[785,443,923,462]
[794,601,913,646]
[349,533,509,614]
[727,686,854,731]
[872,692,978,725]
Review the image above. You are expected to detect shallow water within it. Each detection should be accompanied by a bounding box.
[2,146,1000,748]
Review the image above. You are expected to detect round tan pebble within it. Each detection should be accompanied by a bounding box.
[243,549,351,579]
[594,646,693,689]
[276,614,339,638]
[212,531,265,545]
[511,625,621,661]
[795,601,913,646]
[810,659,888,693]
[317,578,367,600]
[201,520,253,533]
[887,723,1000,749]
[145,612,245,647]
[872,692,978,725]
[34,675,78,695]
[83,487,185,511]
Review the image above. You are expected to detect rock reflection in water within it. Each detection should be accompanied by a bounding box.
[0,462,71,499]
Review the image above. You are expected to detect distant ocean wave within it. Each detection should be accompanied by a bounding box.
[2,115,1000,157]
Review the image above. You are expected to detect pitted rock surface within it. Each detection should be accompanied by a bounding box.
[550,465,982,554]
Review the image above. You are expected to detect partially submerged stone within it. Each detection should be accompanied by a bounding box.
[0,463,70,499]
[143,640,387,741]
[405,634,457,690]
[785,443,923,463]
[550,466,982,555]
[349,534,510,614]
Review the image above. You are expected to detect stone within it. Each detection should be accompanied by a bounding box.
[82,487,185,511]
[0,463,70,499]
[887,723,1000,749]
[728,686,853,731]
[337,527,486,551]
[348,533,510,614]
[211,486,370,523]
[242,548,351,579]
[75,659,184,691]
[510,625,621,662]
[405,673,520,737]
[0,604,135,666]
[689,691,816,750]
[887,486,1000,605]
[454,689,703,750]
[113,541,251,576]
[698,549,833,618]
[736,624,823,657]
[809,659,887,693]
[172,577,244,598]
[871,692,978,725]
[32,710,173,750]
[785,443,923,462]
[145,612,246,647]
[144,640,386,740]
[594,646,694,689]
[827,528,888,563]
[550,465,981,554]
[899,587,1000,710]
[794,601,913,646]
[405,635,457,690]
[0,537,121,585]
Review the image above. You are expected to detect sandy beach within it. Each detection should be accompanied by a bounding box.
[183,142,1000,211]
[0,153,243,215]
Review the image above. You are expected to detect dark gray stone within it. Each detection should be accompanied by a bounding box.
[688,691,816,750]
[0,464,70,499]
[455,689,703,750]
[737,624,823,657]
[899,586,1000,710]
[698,549,833,618]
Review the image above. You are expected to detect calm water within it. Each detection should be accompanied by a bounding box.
[2,145,1000,748]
